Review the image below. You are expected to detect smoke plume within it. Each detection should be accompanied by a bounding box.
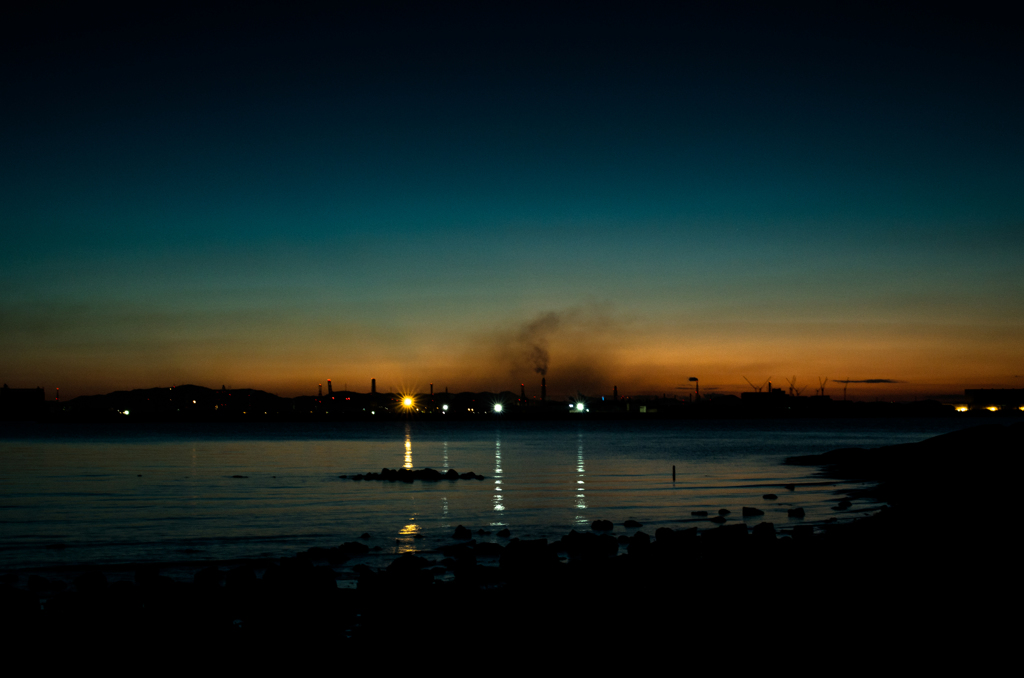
[470,307,626,397]
[517,312,560,376]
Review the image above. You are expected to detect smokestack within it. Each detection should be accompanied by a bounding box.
[541,377,546,402]
[430,383,433,396]
[371,378,376,395]
[318,383,322,397]
[613,385,617,401]
[521,383,526,405]
[327,380,332,395]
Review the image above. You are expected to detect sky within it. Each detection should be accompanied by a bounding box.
[2,4,1022,400]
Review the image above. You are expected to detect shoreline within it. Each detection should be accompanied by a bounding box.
[0,472,878,581]
[3,423,1018,645]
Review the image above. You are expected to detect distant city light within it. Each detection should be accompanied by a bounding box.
[986,406,999,412]
[955,406,968,412]
[403,397,413,407]
[576,402,585,411]
[442,404,449,411]
[493,403,503,413]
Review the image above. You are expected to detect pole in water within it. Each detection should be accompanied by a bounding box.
[672,465,676,482]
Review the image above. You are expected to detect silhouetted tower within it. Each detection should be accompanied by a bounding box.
[430,383,433,396]
[55,387,60,402]
[371,379,376,395]
[318,383,322,397]
[520,383,526,405]
[327,380,333,395]
[541,377,546,402]
[613,385,618,401]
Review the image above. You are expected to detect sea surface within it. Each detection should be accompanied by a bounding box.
[0,418,994,579]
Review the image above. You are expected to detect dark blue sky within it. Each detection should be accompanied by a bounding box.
[2,4,1021,398]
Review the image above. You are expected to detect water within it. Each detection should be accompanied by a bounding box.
[0,418,990,577]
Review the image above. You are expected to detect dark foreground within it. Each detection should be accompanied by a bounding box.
[2,424,1019,652]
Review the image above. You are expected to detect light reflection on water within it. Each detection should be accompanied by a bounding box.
[440,439,450,529]
[403,424,413,469]
[0,418,997,570]
[575,431,587,526]
[492,431,504,518]
[397,522,420,554]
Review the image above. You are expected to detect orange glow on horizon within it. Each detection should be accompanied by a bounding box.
[9,312,1020,402]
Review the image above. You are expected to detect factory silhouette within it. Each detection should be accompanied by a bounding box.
[3,378,1022,423]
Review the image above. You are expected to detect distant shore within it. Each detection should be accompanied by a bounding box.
[6,382,1009,423]
[2,423,1018,646]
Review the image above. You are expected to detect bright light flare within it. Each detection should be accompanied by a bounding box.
[576,402,585,411]
[493,403,503,413]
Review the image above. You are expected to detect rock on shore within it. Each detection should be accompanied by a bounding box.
[348,467,485,481]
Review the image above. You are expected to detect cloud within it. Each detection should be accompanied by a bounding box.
[834,378,903,384]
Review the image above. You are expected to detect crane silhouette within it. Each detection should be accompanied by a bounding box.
[786,376,806,396]
[743,376,771,393]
